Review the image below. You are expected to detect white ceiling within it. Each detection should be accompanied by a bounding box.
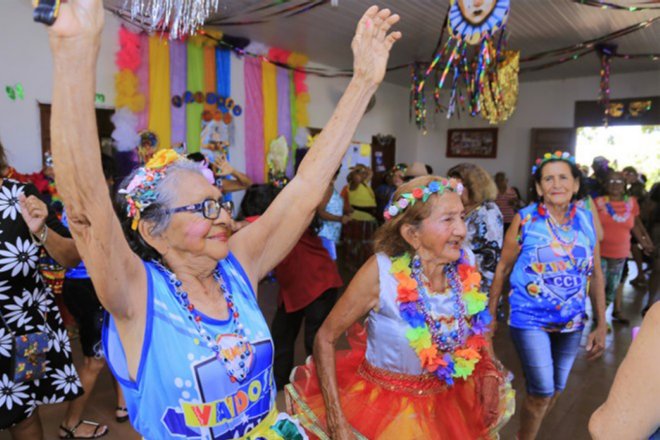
[106,0,660,85]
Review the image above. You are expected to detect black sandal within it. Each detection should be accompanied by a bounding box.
[115,406,129,423]
[59,420,108,439]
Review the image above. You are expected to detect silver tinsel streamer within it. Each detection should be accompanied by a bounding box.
[125,0,221,39]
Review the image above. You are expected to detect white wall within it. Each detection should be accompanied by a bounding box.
[306,74,416,164]
[415,70,660,193]
[0,2,121,172]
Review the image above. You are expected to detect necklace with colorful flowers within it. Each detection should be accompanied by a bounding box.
[390,252,492,386]
[153,261,254,383]
[603,196,632,223]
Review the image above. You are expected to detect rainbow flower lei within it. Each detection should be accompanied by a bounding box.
[531,150,575,175]
[384,178,463,221]
[390,252,492,386]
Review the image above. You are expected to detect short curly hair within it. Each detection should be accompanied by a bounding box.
[447,163,497,205]
[374,176,460,257]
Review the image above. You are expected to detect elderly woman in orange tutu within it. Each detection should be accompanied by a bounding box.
[286,176,514,439]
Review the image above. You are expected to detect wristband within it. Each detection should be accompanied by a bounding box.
[33,0,62,26]
[31,226,48,246]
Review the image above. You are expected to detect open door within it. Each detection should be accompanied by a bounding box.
[528,128,576,200]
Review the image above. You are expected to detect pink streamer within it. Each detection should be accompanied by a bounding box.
[293,71,308,94]
[268,48,291,64]
[170,40,187,145]
[136,33,150,131]
[244,57,265,183]
[116,27,141,71]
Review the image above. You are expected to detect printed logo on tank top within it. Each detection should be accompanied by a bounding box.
[160,338,274,439]
[527,243,589,302]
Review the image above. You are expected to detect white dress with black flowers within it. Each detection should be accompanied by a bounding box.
[0,179,82,429]
[465,201,504,292]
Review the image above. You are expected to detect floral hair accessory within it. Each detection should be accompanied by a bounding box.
[531,150,575,175]
[119,149,187,230]
[383,178,464,221]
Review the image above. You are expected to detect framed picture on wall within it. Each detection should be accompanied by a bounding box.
[446,128,498,158]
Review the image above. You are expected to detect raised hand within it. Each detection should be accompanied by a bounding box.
[18,193,48,235]
[46,0,104,43]
[351,6,402,87]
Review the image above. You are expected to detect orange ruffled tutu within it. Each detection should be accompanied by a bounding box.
[285,325,514,440]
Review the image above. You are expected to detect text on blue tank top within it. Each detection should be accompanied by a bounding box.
[102,253,275,439]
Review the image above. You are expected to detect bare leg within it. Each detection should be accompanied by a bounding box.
[631,246,646,285]
[60,356,108,437]
[518,394,552,440]
[9,409,43,440]
[114,379,128,420]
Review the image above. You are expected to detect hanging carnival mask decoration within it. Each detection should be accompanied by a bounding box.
[125,0,221,39]
[137,130,159,165]
[480,50,519,124]
[267,136,290,188]
[411,0,510,131]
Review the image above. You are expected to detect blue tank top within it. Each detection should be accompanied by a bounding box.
[509,204,596,332]
[103,253,276,439]
[318,189,344,243]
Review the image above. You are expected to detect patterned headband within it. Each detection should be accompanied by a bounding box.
[383,178,464,221]
[119,149,213,230]
[531,151,576,175]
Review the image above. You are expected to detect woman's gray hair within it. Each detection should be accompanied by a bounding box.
[115,159,207,261]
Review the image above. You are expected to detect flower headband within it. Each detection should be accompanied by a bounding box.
[119,149,213,230]
[383,178,463,221]
[531,150,576,175]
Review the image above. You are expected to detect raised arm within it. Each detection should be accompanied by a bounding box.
[230,6,401,284]
[314,256,380,440]
[47,0,145,320]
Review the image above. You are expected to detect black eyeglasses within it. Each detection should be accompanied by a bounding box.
[167,198,234,220]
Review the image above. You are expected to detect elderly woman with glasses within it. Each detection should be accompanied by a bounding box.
[45,0,401,438]
[595,170,655,324]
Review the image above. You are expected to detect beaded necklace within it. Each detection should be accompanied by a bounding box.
[390,252,492,386]
[411,255,467,351]
[154,261,254,383]
[603,196,632,223]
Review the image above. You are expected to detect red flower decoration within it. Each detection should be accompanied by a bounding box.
[397,286,419,302]
[465,335,488,350]
[412,188,423,199]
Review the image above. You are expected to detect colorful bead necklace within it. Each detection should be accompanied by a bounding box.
[390,252,492,386]
[603,196,632,223]
[154,261,254,383]
[540,204,578,263]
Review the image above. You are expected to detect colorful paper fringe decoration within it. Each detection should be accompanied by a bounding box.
[112,26,309,182]
[112,26,145,152]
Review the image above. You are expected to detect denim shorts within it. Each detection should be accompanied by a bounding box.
[510,327,582,397]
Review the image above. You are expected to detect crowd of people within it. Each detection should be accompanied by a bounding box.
[0,1,658,439]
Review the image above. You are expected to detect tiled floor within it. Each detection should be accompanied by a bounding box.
[1,265,651,440]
